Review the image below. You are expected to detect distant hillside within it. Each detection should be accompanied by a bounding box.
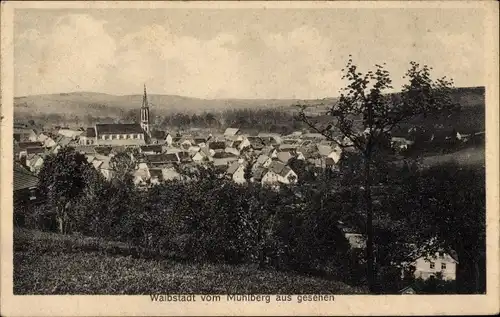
[14,91,330,118]
[14,87,484,133]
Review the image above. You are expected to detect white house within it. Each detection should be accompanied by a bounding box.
[227,162,246,184]
[58,128,83,140]
[410,252,458,281]
[261,161,297,185]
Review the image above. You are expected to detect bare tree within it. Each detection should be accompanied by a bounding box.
[297,57,457,293]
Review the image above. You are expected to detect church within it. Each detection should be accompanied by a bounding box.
[80,85,152,146]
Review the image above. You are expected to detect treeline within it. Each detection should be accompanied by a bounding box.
[15,147,485,294]
[16,107,307,134]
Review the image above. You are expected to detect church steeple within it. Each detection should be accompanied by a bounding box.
[140,84,150,136]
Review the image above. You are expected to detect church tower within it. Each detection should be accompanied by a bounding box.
[140,84,150,136]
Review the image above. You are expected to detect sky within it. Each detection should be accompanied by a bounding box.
[14,8,485,99]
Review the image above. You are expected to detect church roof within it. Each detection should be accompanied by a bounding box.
[95,124,143,135]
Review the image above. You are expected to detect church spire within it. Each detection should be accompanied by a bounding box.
[140,84,150,137]
[142,83,148,108]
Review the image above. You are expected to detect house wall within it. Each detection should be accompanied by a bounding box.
[232,166,246,184]
[413,254,457,281]
[165,135,173,146]
[280,170,298,184]
[262,171,279,185]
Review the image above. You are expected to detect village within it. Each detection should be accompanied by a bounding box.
[13,86,475,291]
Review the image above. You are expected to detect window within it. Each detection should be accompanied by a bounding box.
[29,188,36,201]
[441,263,447,270]
[102,135,106,140]
[429,262,435,269]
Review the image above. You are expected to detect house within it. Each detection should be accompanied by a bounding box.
[150,130,167,145]
[225,147,240,157]
[302,133,326,140]
[247,136,265,151]
[14,163,39,225]
[250,166,267,183]
[177,151,192,163]
[161,166,182,182]
[133,166,150,187]
[94,146,113,156]
[391,137,415,151]
[399,285,417,295]
[163,133,173,146]
[25,153,45,174]
[57,128,83,140]
[226,161,246,184]
[191,151,206,163]
[95,156,113,181]
[79,128,97,145]
[13,127,37,142]
[410,252,458,281]
[261,161,297,185]
[37,133,56,148]
[224,127,240,137]
[261,146,278,159]
[148,168,164,185]
[193,137,208,147]
[145,153,179,165]
[74,145,97,155]
[257,133,282,145]
[199,146,213,156]
[317,144,342,164]
[255,154,272,168]
[140,145,163,155]
[209,141,226,152]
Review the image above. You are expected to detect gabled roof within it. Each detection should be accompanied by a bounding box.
[95,123,144,135]
[256,154,270,165]
[94,146,112,156]
[209,141,226,150]
[84,127,96,138]
[146,153,179,163]
[268,160,286,174]
[224,128,240,136]
[140,145,162,153]
[25,147,45,155]
[177,151,192,162]
[17,142,43,149]
[227,161,243,175]
[193,137,207,144]
[317,144,334,157]
[277,151,293,164]
[13,163,38,191]
[151,130,166,140]
[253,167,267,181]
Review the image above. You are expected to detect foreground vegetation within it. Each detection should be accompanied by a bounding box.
[14,229,365,295]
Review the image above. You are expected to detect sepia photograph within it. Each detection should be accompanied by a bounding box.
[1,1,499,316]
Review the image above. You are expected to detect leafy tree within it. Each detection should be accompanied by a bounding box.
[37,147,94,234]
[109,151,135,184]
[297,58,457,292]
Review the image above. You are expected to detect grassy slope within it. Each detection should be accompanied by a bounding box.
[13,229,365,295]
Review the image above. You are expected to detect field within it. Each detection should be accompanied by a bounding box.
[13,229,366,295]
[421,146,485,167]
